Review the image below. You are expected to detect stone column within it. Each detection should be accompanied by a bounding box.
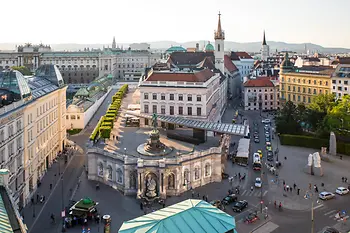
[137,170,143,198]
[159,170,166,199]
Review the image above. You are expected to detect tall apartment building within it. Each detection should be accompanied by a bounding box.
[279,53,333,105]
[0,64,66,209]
[331,64,350,99]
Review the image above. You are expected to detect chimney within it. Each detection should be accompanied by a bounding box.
[196,43,199,52]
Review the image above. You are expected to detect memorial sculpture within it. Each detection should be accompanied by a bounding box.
[145,174,157,198]
[329,132,337,156]
[304,152,323,176]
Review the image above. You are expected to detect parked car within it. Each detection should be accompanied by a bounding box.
[266,145,272,151]
[232,200,248,212]
[335,187,349,195]
[222,173,229,179]
[321,227,339,233]
[255,177,262,188]
[265,137,271,142]
[257,150,263,158]
[210,200,223,209]
[254,138,260,143]
[262,119,271,124]
[245,212,260,224]
[319,192,335,200]
[222,194,238,205]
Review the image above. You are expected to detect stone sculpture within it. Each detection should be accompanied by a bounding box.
[312,152,323,176]
[329,132,337,156]
[145,175,157,198]
[304,154,313,175]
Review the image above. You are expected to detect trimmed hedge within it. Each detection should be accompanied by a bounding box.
[100,126,112,139]
[89,117,104,141]
[280,134,350,156]
[106,113,116,118]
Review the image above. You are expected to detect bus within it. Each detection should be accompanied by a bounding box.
[235,138,250,166]
[252,153,262,170]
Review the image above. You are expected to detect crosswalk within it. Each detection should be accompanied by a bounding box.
[314,204,349,222]
[238,190,268,197]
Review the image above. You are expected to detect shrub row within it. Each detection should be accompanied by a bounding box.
[89,84,128,141]
[280,134,350,156]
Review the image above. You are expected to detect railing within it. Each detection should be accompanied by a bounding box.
[0,99,25,116]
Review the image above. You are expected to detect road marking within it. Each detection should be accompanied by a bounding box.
[263,191,268,196]
[241,190,247,195]
[254,192,260,196]
[252,222,279,233]
[324,210,337,216]
[313,204,324,210]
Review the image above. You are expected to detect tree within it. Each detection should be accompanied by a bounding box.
[11,66,32,76]
[276,101,302,134]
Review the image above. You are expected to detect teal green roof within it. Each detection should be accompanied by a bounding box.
[165,46,186,53]
[205,43,215,52]
[0,194,14,233]
[119,199,236,233]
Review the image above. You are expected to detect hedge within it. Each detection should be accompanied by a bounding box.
[280,134,350,156]
[106,113,116,118]
[104,117,115,123]
[89,116,104,141]
[100,126,112,139]
[102,122,113,127]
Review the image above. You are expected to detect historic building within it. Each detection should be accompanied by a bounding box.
[243,77,280,111]
[260,31,270,61]
[331,64,350,99]
[0,64,67,209]
[279,53,333,105]
[294,53,331,68]
[230,51,254,79]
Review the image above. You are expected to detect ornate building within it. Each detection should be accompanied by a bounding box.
[261,31,270,62]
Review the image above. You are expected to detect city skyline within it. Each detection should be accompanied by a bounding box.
[2,0,350,48]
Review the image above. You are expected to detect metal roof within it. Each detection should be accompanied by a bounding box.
[119,199,236,233]
[0,194,14,233]
[126,112,247,136]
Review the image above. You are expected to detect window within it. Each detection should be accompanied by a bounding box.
[308,80,311,84]
[298,79,300,83]
[98,163,104,176]
[308,97,311,103]
[188,95,192,101]
[184,170,189,184]
[332,80,336,84]
[282,77,285,82]
[144,93,148,100]
[218,44,220,52]
[178,106,183,115]
[71,115,76,120]
[288,86,291,91]
[197,107,201,116]
[339,80,342,84]
[205,164,211,176]
[187,107,192,115]
[297,87,300,92]
[152,105,157,113]
[308,88,311,94]
[313,89,317,94]
[194,167,200,180]
[293,86,296,91]
[152,93,157,100]
[303,96,306,102]
[345,81,348,85]
[178,94,183,101]
[270,94,273,100]
[265,95,267,100]
[116,169,123,184]
[170,94,174,101]
[298,95,301,101]
[107,166,113,180]
[168,174,175,189]
[161,94,165,100]
[66,115,68,119]
[161,105,165,114]
[170,106,174,115]
[314,80,317,85]
[303,87,306,93]
[319,81,322,85]
[196,95,201,102]
[144,105,149,113]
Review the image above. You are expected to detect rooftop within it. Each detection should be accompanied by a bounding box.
[224,55,238,72]
[119,199,236,233]
[41,51,100,57]
[293,66,334,75]
[244,77,275,87]
[145,68,215,82]
[231,51,253,60]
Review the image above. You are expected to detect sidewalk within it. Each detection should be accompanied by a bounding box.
[21,152,73,229]
[236,212,276,233]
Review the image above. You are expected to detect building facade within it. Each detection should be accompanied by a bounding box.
[243,77,280,111]
[279,53,333,105]
[331,64,350,99]
[0,65,67,209]
[230,52,254,79]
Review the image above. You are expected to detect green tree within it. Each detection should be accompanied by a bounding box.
[11,66,32,76]
[276,101,302,134]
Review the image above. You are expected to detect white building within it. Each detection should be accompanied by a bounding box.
[261,31,270,61]
[243,77,280,111]
[332,64,350,99]
[0,65,67,209]
[295,53,332,68]
[230,51,254,80]
[139,68,227,124]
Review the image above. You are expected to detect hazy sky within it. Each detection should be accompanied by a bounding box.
[2,0,350,48]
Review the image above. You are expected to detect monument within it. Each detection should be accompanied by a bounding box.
[137,113,173,156]
[303,152,323,176]
[329,132,337,156]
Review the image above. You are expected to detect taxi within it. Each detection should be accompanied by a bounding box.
[266,145,272,151]
[257,150,263,158]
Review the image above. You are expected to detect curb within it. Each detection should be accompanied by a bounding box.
[250,218,272,233]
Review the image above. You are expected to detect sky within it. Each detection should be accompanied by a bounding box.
[2,0,350,48]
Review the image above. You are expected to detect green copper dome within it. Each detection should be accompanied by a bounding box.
[205,43,215,52]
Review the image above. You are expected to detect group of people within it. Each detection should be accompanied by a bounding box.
[282,181,301,195]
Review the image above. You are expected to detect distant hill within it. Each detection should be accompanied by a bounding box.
[1,41,349,54]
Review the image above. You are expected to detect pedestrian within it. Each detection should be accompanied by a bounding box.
[340,155,343,160]
[283,185,286,192]
[163,203,165,208]
[315,186,318,193]
[31,197,34,205]
[290,186,292,192]
[36,194,39,203]
[191,191,194,198]
[50,183,52,190]
[342,177,344,182]
[293,183,296,190]
[197,193,200,198]
[345,177,348,183]
[309,183,312,190]
[297,188,300,195]
[140,202,143,210]
[283,180,285,186]
[274,200,276,208]
[202,195,205,200]
[206,195,208,202]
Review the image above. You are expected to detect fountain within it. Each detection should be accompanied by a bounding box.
[137,113,172,156]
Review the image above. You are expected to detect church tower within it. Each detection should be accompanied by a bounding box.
[214,12,225,73]
[112,36,116,49]
[261,30,270,61]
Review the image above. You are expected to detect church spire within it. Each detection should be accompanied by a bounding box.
[262,30,267,45]
[112,36,116,49]
[214,12,225,40]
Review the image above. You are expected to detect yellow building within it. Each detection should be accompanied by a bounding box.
[279,53,333,105]
[0,65,66,208]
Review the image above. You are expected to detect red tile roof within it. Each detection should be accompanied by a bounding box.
[243,77,274,87]
[235,52,253,59]
[146,68,215,82]
[224,55,238,72]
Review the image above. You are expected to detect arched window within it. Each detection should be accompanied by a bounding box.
[116,168,123,184]
[129,171,137,189]
[168,173,175,189]
[194,167,200,180]
[107,165,112,180]
[205,163,211,176]
[218,44,220,52]
[183,169,189,184]
[98,163,104,177]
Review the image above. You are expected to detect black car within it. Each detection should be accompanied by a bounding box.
[222,194,238,205]
[322,227,339,233]
[232,200,248,212]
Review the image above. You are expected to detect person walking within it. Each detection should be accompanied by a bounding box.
[50,183,52,190]
[36,194,39,203]
[309,183,312,190]
[293,183,296,190]
[315,185,319,193]
[297,188,300,195]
